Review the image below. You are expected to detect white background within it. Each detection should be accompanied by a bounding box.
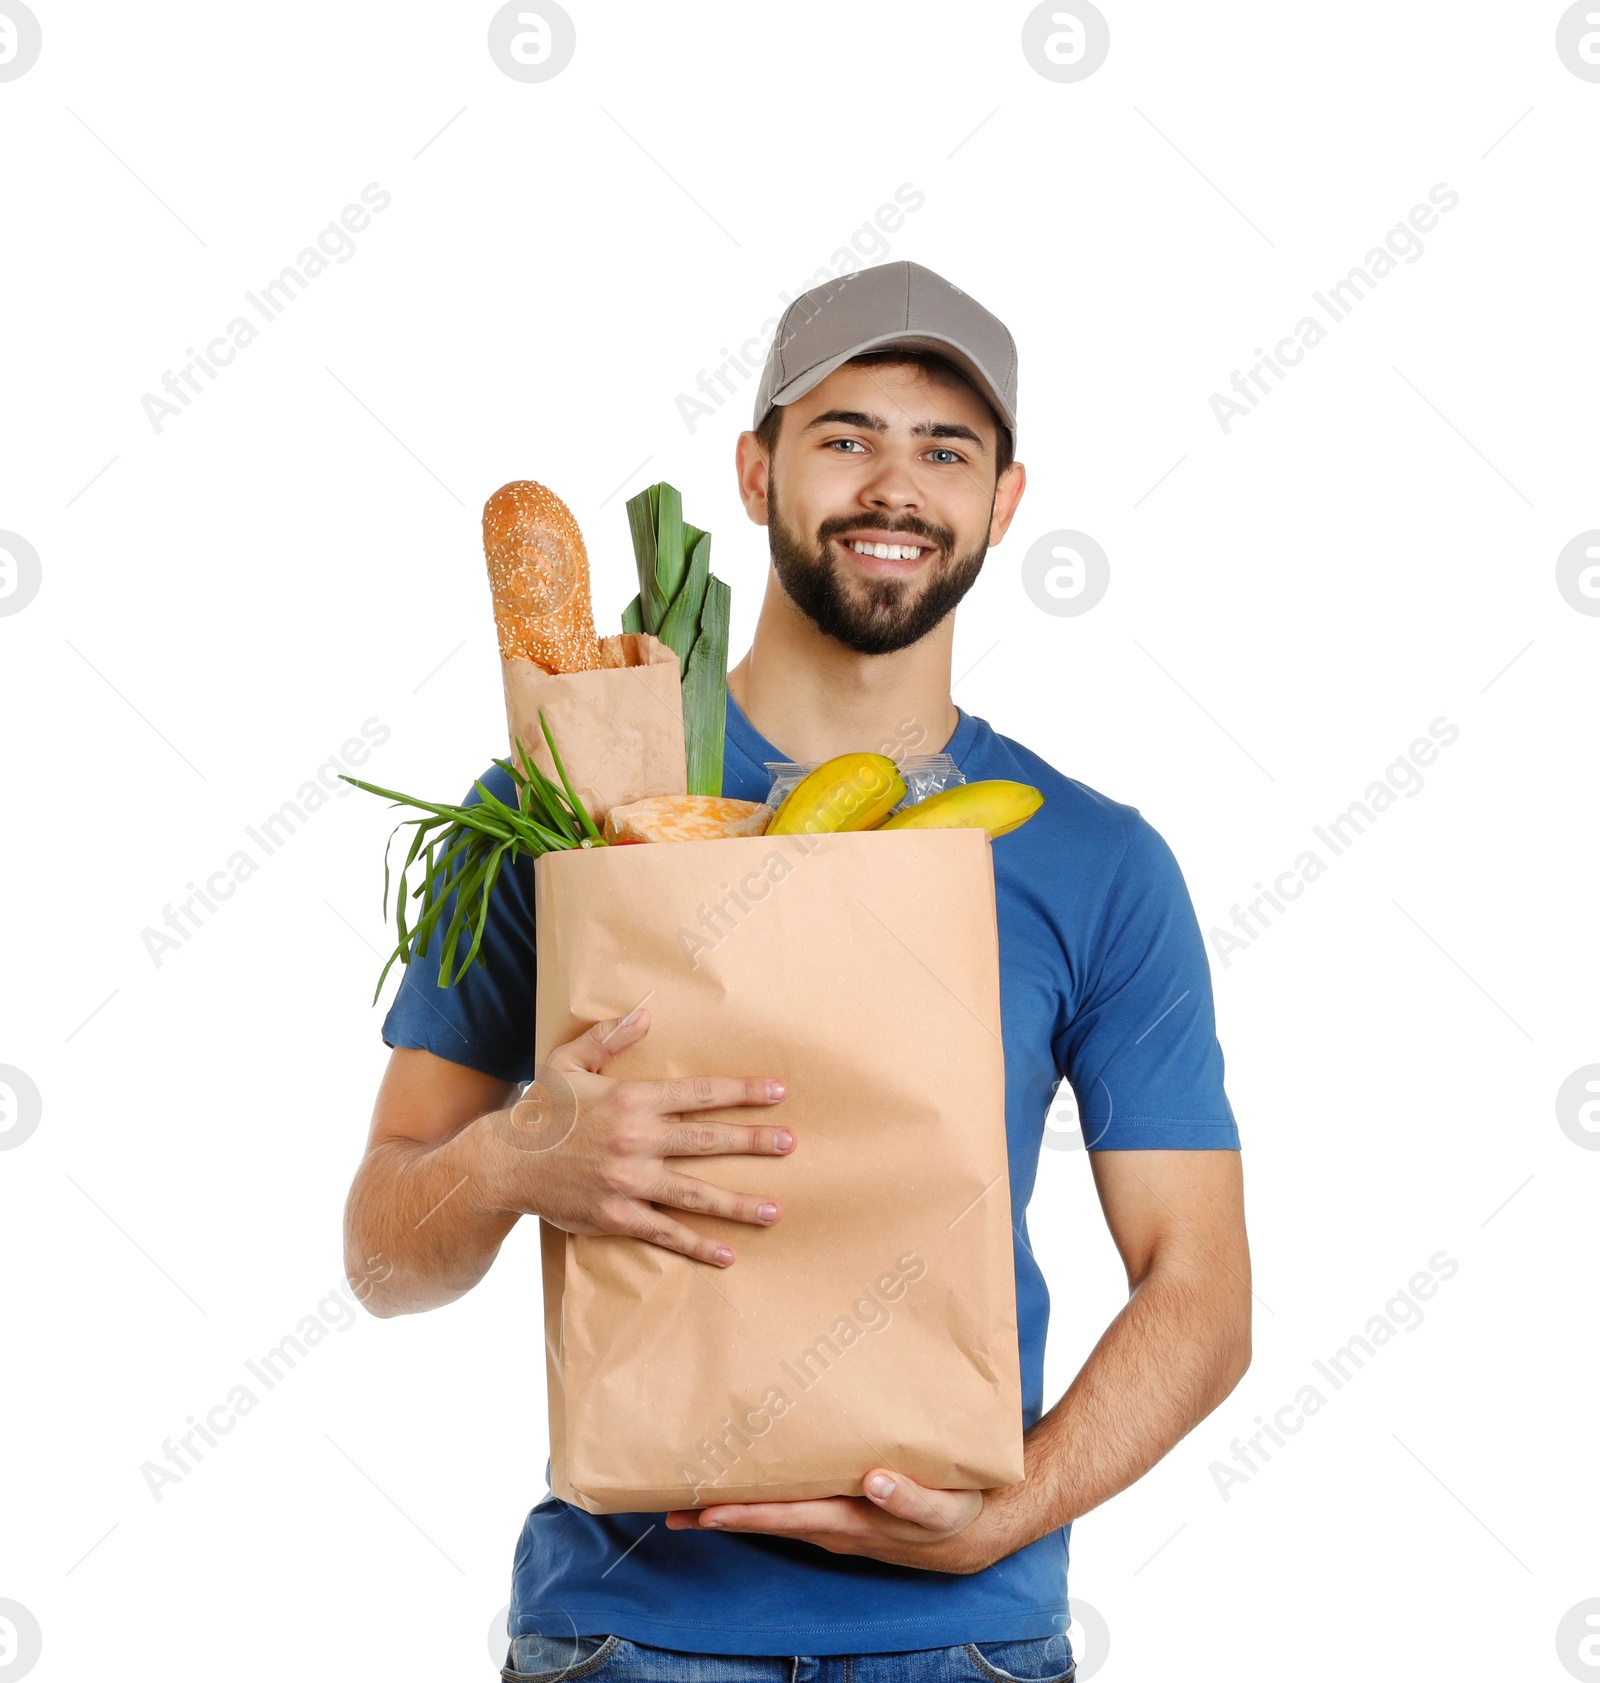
[2,2,1597,1679]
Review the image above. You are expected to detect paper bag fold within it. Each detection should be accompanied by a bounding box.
[502,632,684,821]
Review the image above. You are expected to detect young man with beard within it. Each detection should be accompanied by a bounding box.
[347,260,1250,1681]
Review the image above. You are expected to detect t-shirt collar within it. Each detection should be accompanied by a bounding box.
[724,682,979,774]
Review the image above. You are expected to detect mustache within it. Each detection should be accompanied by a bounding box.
[816,513,955,552]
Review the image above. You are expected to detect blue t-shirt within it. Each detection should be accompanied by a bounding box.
[381,687,1240,1655]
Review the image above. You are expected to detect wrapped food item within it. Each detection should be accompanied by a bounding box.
[764,752,966,812]
[602,795,773,844]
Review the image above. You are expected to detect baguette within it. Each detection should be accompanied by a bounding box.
[483,480,602,672]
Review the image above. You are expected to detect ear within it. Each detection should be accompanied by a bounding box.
[987,460,1026,546]
[735,430,772,527]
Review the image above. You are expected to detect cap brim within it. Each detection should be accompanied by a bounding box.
[769,331,1017,437]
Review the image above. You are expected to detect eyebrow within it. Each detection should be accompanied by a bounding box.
[800,408,989,456]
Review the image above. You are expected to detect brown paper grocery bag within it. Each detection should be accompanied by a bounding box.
[532,828,1024,1514]
[502,632,685,822]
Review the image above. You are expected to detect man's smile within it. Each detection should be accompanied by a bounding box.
[831,529,937,576]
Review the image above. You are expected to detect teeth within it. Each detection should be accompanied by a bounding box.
[848,540,922,561]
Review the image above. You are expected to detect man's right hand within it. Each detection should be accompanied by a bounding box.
[473,1007,793,1267]
[344,1012,793,1317]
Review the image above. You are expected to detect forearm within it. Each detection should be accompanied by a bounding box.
[344,1112,518,1317]
[992,1258,1251,1552]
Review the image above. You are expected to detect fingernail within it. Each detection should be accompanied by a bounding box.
[700,1516,723,1529]
[774,1129,794,1152]
[757,1201,778,1223]
[714,1245,734,1265]
[619,1006,642,1027]
[867,1474,895,1499]
[766,1080,786,1100]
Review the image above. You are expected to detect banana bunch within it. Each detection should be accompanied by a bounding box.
[767,752,1041,840]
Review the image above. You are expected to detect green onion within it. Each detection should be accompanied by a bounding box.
[621,481,730,797]
[342,707,605,998]
[538,710,605,843]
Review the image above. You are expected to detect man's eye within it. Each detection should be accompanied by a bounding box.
[927,447,963,465]
[826,438,867,453]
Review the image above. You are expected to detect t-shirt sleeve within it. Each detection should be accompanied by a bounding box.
[1055,814,1240,1151]
[378,766,542,1086]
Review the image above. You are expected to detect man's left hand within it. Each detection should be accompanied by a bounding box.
[664,1467,1014,1574]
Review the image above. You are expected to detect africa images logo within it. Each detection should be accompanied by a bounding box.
[0,0,42,82]
[0,531,42,617]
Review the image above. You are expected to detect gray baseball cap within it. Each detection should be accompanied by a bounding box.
[752,260,1018,449]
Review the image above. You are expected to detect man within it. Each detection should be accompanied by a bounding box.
[346,260,1251,1681]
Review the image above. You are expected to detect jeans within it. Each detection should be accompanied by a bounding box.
[502,1632,1076,1683]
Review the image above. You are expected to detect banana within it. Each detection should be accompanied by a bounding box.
[766,752,907,836]
[878,779,1043,839]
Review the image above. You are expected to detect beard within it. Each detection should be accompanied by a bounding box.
[766,479,991,656]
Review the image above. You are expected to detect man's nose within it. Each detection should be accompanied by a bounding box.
[858,453,922,511]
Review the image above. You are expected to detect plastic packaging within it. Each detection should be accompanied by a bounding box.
[763,753,966,814]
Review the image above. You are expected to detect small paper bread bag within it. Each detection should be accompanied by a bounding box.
[502,632,685,822]
[532,827,1024,1514]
